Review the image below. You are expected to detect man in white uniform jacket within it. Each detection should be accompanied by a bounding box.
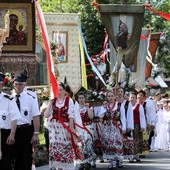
[0,72,20,170]
[12,70,40,170]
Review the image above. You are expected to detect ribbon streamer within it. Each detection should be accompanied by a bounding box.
[77,21,106,86]
[34,0,58,98]
[78,21,88,90]
[144,3,170,21]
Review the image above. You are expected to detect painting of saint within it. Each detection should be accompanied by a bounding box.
[1,10,27,45]
[56,35,65,61]
[117,19,129,49]
[53,31,68,63]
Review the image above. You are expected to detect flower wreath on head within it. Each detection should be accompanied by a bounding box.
[3,73,15,90]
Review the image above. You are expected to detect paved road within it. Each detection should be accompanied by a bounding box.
[37,151,170,170]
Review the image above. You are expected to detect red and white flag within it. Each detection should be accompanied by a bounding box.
[34,0,58,98]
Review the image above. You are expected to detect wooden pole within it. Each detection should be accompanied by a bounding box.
[59,0,63,13]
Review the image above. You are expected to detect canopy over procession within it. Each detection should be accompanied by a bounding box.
[0,0,169,170]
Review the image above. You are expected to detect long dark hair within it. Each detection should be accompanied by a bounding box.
[76,91,86,101]
[59,82,66,90]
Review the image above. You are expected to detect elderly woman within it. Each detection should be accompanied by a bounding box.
[98,90,126,169]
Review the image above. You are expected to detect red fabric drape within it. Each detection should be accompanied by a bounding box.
[144,3,170,21]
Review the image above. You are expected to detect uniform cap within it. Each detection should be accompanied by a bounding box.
[14,70,28,84]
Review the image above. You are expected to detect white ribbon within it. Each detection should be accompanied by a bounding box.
[77,19,106,86]
[146,28,157,69]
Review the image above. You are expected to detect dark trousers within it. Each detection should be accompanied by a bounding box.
[0,129,13,170]
[44,128,49,153]
[14,125,33,170]
[149,130,154,150]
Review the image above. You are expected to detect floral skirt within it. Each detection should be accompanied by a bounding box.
[48,120,82,169]
[92,122,103,156]
[123,131,134,158]
[100,122,123,160]
[141,129,150,155]
[133,124,143,155]
[80,124,95,163]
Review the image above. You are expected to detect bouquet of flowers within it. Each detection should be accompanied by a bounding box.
[3,73,14,90]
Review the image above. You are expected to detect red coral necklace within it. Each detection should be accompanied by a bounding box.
[108,101,116,111]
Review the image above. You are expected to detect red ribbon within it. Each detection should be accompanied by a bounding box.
[52,116,82,160]
[35,0,58,98]
[74,122,93,140]
[144,3,170,21]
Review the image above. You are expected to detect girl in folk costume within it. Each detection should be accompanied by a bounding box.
[75,91,95,170]
[98,90,126,169]
[117,87,134,166]
[129,92,146,162]
[91,104,104,168]
[44,83,83,170]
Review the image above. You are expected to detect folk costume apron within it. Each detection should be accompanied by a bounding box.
[48,97,82,169]
[141,102,150,156]
[100,102,124,160]
[79,106,95,163]
[133,104,143,155]
[123,101,134,158]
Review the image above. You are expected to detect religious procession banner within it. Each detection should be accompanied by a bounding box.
[44,13,81,93]
[133,29,149,89]
[145,33,161,79]
[94,4,145,72]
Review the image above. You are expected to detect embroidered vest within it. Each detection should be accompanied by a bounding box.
[52,96,70,122]
[134,104,140,124]
[80,108,92,125]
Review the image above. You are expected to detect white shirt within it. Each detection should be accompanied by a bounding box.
[13,91,40,125]
[145,98,157,126]
[96,62,106,76]
[0,92,21,129]
[132,103,146,129]
[24,87,39,121]
[98,101,126,131]
[40,100,49,128]
[122,100,134,130]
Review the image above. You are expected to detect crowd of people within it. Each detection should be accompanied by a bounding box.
[0,70,170,170]
[40,82,170,170]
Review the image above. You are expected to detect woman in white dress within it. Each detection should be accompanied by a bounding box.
[154,102,170,151]
[44,83,83,170]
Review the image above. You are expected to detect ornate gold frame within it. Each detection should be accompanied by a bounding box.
[0,3,35,53]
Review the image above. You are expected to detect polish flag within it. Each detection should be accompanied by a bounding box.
[35,0,58,98]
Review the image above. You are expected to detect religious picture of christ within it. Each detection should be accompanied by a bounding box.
[53,31,68,63]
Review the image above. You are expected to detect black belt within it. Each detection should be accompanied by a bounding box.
[17,123,31,128]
